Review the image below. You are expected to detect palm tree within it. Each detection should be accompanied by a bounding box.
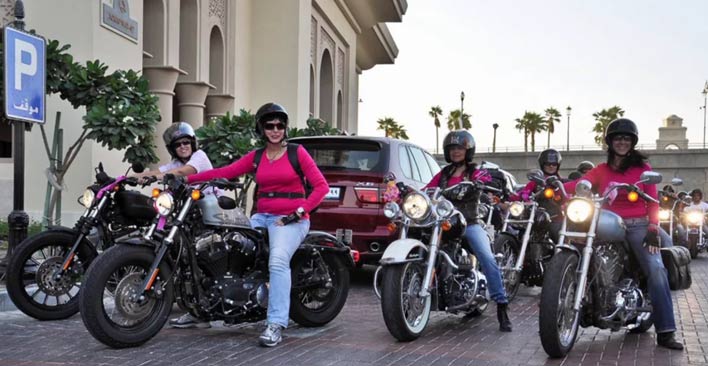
[592,106,625,148]
[544,107,562,148]
[525,111,547,152]
[429,106,443,153]
[446,109,471,130]
[515,115,529,152]
[376,117,409,140]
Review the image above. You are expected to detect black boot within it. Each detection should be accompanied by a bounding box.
[657,331,683,350]
[497,303,512,332]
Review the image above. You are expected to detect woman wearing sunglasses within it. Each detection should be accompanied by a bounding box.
[182,102,329,347]
[564,118,683,350]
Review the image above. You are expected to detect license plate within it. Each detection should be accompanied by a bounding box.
[325,187,340,200]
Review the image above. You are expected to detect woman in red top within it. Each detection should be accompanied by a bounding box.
[182,103,328,347]
[564,118,683,350]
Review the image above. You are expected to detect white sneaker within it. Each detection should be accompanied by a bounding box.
[258,323,283,347]
[168,313,211,329]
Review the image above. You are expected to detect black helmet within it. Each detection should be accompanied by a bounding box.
[537,149,562,170]
[577,161,595,173]
[442,130,475,163]
[163,122,197,159]
[604,118,638,147]
[255,102,289,139]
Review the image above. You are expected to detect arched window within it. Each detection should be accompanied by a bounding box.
[208,26,225,93]
[143,0,165,66]
[309,65,315,118]
[336,91,343,129]
[319,50,333,125]
[179,0,198,79]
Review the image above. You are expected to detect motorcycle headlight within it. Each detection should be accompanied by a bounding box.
[383,202,400,219]
[659,209,671,221]
[566,198,594,223]
[402,192,430,221]
[687,211,703,225]
[154,192,174,216]
[509,202,525,217]
[435,199,454,218]
[79,188,95,208]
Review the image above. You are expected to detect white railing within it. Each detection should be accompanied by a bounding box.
[478,142,708,153]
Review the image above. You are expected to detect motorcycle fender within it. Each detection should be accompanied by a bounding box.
[115,236,161,248]
[298,231,355,268]
[497,232,521,250]
[554,243,580,256]
[44,226,99,257]
[379,239,428,265]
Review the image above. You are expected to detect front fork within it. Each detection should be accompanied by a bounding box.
[55,199,106,279]
[418,224,442,298]
[572,207,600,312]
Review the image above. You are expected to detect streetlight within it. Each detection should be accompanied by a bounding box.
[566,106,572,151]
[460,91,465,128]
[492,123,499,153]
[702,81,708,148]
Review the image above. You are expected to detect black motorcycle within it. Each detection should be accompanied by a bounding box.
[6,163,154,320]
[79,177,353,348]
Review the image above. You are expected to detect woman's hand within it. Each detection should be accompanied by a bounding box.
[645,224,661,254]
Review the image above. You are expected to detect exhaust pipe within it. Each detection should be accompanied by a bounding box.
[369,242,381,252]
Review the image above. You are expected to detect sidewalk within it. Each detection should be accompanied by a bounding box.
[0,245,16,312]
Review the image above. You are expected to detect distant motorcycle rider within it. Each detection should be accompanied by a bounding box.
[424,130,512,332]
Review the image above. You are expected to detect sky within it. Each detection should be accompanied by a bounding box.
[357,0,708,154]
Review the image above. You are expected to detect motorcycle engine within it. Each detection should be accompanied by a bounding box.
[210,271,269,313]
[194,231,257,278]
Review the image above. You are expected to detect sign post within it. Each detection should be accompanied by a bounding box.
[0,0,45,276]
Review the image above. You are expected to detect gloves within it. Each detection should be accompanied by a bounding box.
[163,173,186,191]
[644,225,660,249]
[280,211,301,226]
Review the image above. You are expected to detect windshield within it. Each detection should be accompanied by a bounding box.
[299,141,385,173]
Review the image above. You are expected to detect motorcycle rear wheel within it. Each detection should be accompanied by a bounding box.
[289,253,350,327]
[539,251,581,358]
[6,230,95,320]
[79,245,173,348]
[380,262,431,341]
[493,234,521,302]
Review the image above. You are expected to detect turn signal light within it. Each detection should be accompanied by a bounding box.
[387,222,398,233]
[628,191,639,202]
[350,249,361,263]
[113,185,120,192]
[191,190,203,201]
[152,188,162,198]
[544,188,554,199]
[662,196,669,202]
[441,220,452,231]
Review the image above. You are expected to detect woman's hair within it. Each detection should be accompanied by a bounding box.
[606,148,648,172]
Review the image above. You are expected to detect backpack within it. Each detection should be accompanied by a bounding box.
[251,143,316,215]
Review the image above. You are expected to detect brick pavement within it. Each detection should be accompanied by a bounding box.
[0,256,706,366]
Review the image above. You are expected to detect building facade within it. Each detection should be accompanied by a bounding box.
[0,0,407,223]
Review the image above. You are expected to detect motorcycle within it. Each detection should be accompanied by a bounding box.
[658,178,685,246]
[681,208,707,258]
[374,180,499,341]
[79,177,353,348]
[539,172,661,358]
[6,163,155,320]
[493,171,560,301]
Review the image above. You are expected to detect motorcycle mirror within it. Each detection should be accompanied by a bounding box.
[383,172,396,183]
[671,177,683,186]
[639,171,662,185]
[132,162,145,174]
[575,179,593,197]
[513,183,526,192]
[526,169,545,185]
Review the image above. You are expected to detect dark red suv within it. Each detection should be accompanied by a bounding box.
[290,136,441,265]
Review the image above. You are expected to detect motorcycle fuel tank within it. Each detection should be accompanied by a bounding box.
[596,209,627,242]
[198,195,251,228]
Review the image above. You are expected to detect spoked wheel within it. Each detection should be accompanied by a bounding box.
[6,231,95,320]
[290,253,350,327]
[80,245,173,349]
[493,234,521,302]
[539,251,581,358]
[380,262,431,341]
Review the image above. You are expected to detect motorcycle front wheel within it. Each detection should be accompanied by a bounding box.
[493,233,521,302]
[380,262,431,341]
[6,230,95,320]
[79,245,173,348]
[687,235,699,259]
[539,250,581,358]
[289,252,350,327]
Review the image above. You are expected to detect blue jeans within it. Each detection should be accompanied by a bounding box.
[250,213,310,328]
[464,224,508,304]
[624,219,676,333]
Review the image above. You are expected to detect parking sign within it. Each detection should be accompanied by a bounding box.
[4,26,45,124]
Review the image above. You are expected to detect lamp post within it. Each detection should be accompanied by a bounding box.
[492,123,499,153]
[702,81,707,148]
[566,106,572,151]
[460,91,465,129]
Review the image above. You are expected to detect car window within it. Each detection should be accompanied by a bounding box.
[409,147,433,183]
[398,145,413,179]
[423,151,442,176]
[298,140,384,172]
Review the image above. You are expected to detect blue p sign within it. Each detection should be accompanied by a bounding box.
[4,26,46,124]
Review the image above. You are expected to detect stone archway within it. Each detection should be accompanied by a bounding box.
[179,0,198,80]
[208,26,225,93]
[319,50,333,125]
[336,91,343,129]
[143,0,165,66]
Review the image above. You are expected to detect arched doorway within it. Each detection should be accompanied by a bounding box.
[319,50,333,125]
[179,0,198,79]
[208,26,225,93]
[336,91,343,129]
[143,0,165,66]
[309,65,315,118]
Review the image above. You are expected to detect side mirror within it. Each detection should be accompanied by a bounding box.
[671,177,683,186]
[513,183,526,192]
[526,169,545,185]
[639,171,663,185]
[132,162,145,174]
[383,172,396,183]
[576,179,593,197]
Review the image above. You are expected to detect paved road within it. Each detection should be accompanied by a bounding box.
[0,256,706,366]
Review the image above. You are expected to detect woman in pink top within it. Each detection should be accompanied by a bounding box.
[564,118,683,350]
[184,102,328,347]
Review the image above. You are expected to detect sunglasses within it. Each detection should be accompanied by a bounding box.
[544,163,559,167]
[612,135,633,142]
[172,140,192,148]
[264,122,286,131]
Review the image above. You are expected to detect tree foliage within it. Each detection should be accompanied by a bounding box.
[429,105,443,154]
[376,117,409,140]
[446,109,471,130]
[543,107,561,149]
[592,106,625,148]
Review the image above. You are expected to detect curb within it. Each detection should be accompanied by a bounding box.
[0,289,17,312]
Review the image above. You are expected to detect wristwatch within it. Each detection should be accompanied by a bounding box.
[296,207,305,217]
